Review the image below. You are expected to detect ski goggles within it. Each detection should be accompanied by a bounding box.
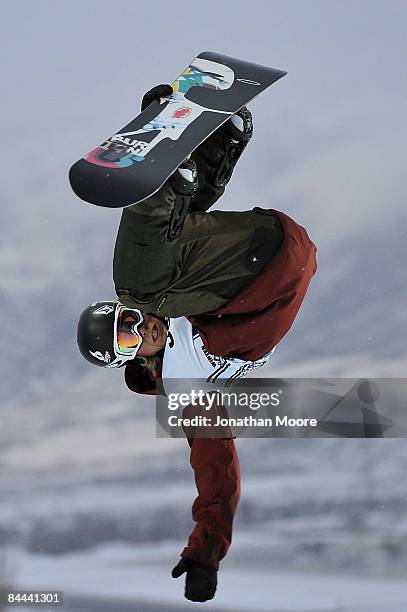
[109,304,144,367]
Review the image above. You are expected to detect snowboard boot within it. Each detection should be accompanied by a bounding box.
[167,157,198,240]
[216,106,253,186]
[191,106,253,212]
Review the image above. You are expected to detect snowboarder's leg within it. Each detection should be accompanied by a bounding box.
[139,83,252,213]
[113,157,198,301]
[115,89,251,304]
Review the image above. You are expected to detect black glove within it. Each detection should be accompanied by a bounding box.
[171,557,217,602]
[141,84,173,111]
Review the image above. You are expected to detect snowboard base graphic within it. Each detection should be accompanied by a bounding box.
[69,52,287,208]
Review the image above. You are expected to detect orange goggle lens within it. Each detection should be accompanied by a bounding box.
[115,306,143,357]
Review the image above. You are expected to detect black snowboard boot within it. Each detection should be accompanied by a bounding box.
[191,106,253,212]
[216,106,253,186]
[167,157,198,240]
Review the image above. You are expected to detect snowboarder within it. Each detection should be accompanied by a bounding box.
[77,84,317,602]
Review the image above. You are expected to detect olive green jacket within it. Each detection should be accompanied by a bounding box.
[113,180,284,317]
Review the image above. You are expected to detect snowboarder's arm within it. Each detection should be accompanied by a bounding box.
[181,401,240,569]
[182,436,240,570]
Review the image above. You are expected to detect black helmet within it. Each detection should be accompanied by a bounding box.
[77,301,144,368]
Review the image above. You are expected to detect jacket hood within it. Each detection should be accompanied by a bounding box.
[124,351,164,395]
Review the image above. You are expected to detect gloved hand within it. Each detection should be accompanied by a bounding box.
[141,83,173,111]
[171,557,217,602]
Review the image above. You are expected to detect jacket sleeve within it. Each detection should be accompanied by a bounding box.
[181,438,240,569]
[181,431,241,570]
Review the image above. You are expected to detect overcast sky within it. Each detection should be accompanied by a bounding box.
[1,0,406,401]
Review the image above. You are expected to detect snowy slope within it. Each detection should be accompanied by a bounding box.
[4,543,407,612]
[1,393,407,577]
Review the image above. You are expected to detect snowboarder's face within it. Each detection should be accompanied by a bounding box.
[136,314,167,357]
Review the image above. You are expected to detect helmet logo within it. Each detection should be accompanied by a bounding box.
[93,305,115,315]
[89,349,111,364]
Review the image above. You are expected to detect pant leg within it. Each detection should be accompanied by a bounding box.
[113,180,185,300]
[114,108,252,305]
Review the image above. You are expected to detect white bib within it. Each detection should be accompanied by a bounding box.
[161,317,275,389]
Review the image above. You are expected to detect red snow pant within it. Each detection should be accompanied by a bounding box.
[181,436,241,570]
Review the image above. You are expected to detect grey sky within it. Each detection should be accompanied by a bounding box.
[1,0,406,402]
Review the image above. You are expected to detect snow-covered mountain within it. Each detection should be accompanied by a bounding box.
[2,436,407,571]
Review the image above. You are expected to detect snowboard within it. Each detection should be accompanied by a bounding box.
[69,51,287,208]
